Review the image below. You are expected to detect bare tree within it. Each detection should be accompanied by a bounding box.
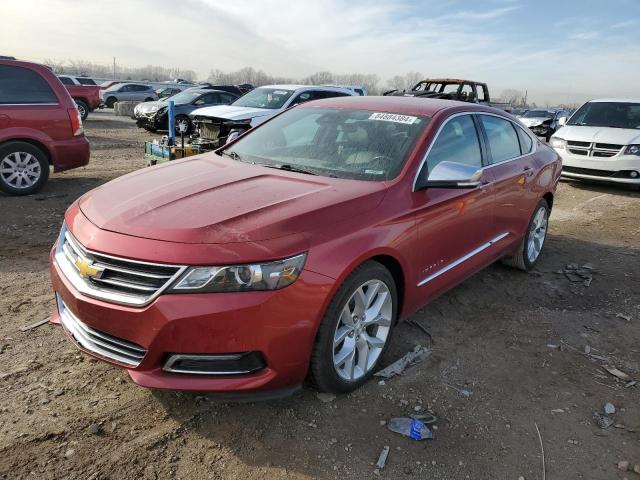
[499,89,526,106]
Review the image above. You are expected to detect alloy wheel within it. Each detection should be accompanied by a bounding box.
[527,206,548,263]
[333,279,392,381]
[0,152,42,189]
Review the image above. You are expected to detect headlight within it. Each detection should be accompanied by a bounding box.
[624,144,640,156]
[550,137,566,149]
[55,222,68,254]
[169,254,306,293]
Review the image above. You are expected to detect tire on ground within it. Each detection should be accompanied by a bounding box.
[502,198,549,271]
[0,141,50,196]
[309,260,397,393]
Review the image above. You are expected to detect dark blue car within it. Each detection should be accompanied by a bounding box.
[134,88,239,134]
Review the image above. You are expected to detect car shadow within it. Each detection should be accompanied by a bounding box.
[560,178,639,197]
[148,232,639,478]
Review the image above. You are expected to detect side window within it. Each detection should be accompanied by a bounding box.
[317,90,351,99]
[119,85,131,92]
[480,115,522,164]
[290,91,316,107]
[515,125,533,154]
[475,85,486,102]
[425,115,482,173]
[196,93,219,105]
[0,65,58,104]
[460,83,473,101]
[59,76,74,85]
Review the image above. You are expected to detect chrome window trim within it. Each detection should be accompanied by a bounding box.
[412,111,537,191]
[417,232,509,287]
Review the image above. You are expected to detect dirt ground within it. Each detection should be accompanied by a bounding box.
[1,110,639,480]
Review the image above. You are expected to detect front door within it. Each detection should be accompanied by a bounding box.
[412,114,499,303]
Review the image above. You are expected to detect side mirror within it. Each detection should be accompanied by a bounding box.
[558,116,567,126]
[415,161,483,190]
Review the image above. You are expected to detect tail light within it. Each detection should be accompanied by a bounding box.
[67,108,84,136]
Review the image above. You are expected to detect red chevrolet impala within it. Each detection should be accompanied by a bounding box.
[49,96,561,395]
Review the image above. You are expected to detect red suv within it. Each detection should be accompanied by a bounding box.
[0,60,90,195]
[50,97,560,396]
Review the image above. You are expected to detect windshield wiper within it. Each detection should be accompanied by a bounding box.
[220,150,244,162]
[260,164,319,176]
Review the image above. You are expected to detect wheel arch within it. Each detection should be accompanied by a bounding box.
[543,191,554,211]
[0,138,52,165]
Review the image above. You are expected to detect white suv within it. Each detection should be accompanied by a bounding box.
[550,98,640,187]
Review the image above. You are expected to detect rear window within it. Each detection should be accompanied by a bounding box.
[0,65,58,104]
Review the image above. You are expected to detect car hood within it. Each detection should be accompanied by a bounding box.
[78,155,386,244]
[190,105,276,121]
[136,100,167,113]
[521,117,552,127]
[554,125,640,144]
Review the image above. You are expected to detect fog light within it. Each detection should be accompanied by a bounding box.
[631,171,639,178]
[163,352,266,375]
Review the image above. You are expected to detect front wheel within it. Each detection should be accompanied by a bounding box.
[502,199,549,270]
[174,115,192,135]
[105,97,117,108]
[310,261,397,393]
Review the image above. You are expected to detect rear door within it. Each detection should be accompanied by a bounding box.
[412,113,499,303]
[0,64,69,141]
[477,113,539,239]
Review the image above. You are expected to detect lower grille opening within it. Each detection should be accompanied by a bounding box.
[562,166,639,178]
[57,294,146,367]
[163,352,266,375]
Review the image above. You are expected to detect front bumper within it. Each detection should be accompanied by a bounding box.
[557,150,640,185]
[50,247,334,393]
[530,125,552,137]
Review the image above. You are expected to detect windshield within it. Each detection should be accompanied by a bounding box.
[221,107,429,181]
[165,90,201,104]
[231,88,294,109]
[523,110,554,118]
[568,102,640,129]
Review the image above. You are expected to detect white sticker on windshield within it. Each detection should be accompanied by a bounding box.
[273,90,289,95]
[369,112,418,124]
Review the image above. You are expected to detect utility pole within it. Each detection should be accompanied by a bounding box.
[113,57,116,80]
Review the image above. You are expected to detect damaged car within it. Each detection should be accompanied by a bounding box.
[134,89,239,134]
[519,109,569,141]
[189,84,355,150]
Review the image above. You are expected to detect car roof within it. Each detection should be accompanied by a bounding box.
[258,84,353,94]
[589,98,640,104]
[417,78,484,84]
[297,95,499,116]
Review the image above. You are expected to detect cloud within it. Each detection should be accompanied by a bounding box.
[1,0,639,104]
[567,31,600,40]
[611,19,638,28]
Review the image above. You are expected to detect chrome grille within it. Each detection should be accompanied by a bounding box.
[566,141,622,158]
[57,295,146,367]
[55,226,185,307]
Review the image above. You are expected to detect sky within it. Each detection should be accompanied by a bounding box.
[2,0,639,104]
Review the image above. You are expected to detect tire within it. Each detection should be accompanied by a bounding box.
[502,199,549,271]
[105,97,117,108]
[75,100,89,121]
[310,261,397,393]
[174,115,192,135]
[0,141,50,196]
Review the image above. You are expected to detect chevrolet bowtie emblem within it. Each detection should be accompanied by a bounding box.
[75,257,103,278]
